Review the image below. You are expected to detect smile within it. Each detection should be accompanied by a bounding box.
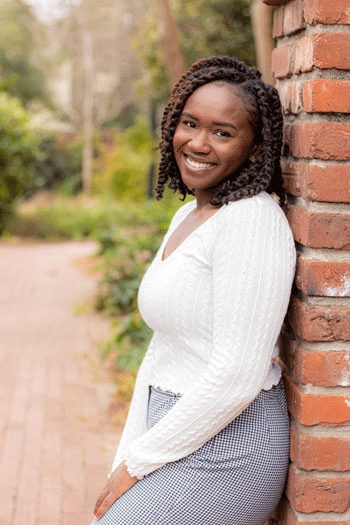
[184,155,215,170]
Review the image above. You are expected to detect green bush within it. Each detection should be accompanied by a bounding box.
[4,193,184,240]
[95,225,162,372]
[32,134,83,195]
[0,92,43,229]
[94,195,188,373]
[95,225,163,316]
[96,116,157,202]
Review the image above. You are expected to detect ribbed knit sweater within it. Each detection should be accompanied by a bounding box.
[111,192,296,479]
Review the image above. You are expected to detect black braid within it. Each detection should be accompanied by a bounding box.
[155,56,285,206]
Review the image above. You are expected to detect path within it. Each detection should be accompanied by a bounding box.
[0,241,121,525]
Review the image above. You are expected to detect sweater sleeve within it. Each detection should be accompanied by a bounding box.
[124,197,296,479]
[110,341,155,473]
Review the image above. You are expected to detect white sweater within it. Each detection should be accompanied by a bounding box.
[111,192,296,479]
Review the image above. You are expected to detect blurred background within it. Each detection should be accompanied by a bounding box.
[0,0,272,390]
[0,5,275,520]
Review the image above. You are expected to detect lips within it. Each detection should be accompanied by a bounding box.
[184,154,216,171]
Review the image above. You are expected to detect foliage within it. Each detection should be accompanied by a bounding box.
[174,0,255,67]
[3,193,184,240]
[0,49,51,108]
[95,225,162,315]
[133,0,255,103]
[31,133,83,195]
[0,0,51,108]
[95,116,157,202]
[132,13,170,102]
[0,92,43,229]
[95,217,165,372]
[93,194,188,373]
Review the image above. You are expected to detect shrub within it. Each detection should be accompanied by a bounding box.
[4,193,184,240]
[96,116,157,202]
[94,195,188,374]
[0,92,42,229]
[32,133,83,195]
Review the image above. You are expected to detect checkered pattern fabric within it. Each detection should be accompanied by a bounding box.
[93,381,290,525]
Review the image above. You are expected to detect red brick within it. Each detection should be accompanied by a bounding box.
[304,0,350,25]
[294,36,314,73]
[284,374,350,425]
[294,33,350,73]
[296,258,350,297]
[273,6,285,38]
[286,465,350,513]
[282,162,350,203]
[290,425,350,470]
[276,500,350,525]
[283,0,305,35]
[287,205,350,249]
[289,297,350,341]
[281,340,350,387]
[279,84,292,114]
[272,45,293,79]
[279,82,303,114]
[289,123,350,160]
[299,348,350,387]
[304,79,350,113]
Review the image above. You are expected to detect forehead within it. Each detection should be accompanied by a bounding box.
[182,82,252,127]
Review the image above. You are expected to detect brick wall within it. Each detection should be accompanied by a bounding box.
[262,1,350,524]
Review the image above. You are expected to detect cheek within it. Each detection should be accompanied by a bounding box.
[225,138,252,163]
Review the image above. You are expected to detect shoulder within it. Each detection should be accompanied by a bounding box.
[215,192,295,256]
[219,192,291,229]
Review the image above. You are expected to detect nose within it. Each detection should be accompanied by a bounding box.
[189,129,211,154]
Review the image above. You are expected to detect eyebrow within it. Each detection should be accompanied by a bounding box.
[182,112,238,131]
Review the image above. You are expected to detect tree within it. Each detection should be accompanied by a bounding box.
[0,0,51,107]
[154,0,185,89]
[133,0,256,104]
[50,0,148,193]
[250,0,274,84]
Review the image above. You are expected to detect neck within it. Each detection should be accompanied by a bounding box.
[193,189,220,212]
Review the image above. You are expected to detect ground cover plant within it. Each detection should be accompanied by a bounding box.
[94,196,184,376]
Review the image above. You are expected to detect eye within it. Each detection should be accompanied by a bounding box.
[183,120,196,129]
[215,130,231,138]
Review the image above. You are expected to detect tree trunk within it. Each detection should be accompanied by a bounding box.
[81,28,94,194]
[154,0,186,89]
[250,0,274,85]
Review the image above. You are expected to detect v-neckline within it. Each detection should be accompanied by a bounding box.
[160,202,224,263]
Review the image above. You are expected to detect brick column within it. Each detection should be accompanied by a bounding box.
[262,1,350,524]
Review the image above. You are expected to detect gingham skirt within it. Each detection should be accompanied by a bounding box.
[93,380,290,525]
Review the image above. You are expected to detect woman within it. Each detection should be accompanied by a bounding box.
[92,56,296,525]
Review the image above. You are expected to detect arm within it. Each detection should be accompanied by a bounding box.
[110,341,156,472]
[124,197,296,479]
[93,344,156,520]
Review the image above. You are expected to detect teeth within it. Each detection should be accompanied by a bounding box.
[186,157,213,169]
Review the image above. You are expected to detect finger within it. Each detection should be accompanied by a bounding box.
[94,489,109,515]
[94,492,118,520]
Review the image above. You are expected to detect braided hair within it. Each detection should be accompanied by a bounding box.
[155,56,285,206]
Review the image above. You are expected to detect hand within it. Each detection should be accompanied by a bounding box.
[93,461,138,521]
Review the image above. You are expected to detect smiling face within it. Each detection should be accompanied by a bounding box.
[173,82,256,202]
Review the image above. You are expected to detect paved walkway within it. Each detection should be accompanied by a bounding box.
[0,241,121,525]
